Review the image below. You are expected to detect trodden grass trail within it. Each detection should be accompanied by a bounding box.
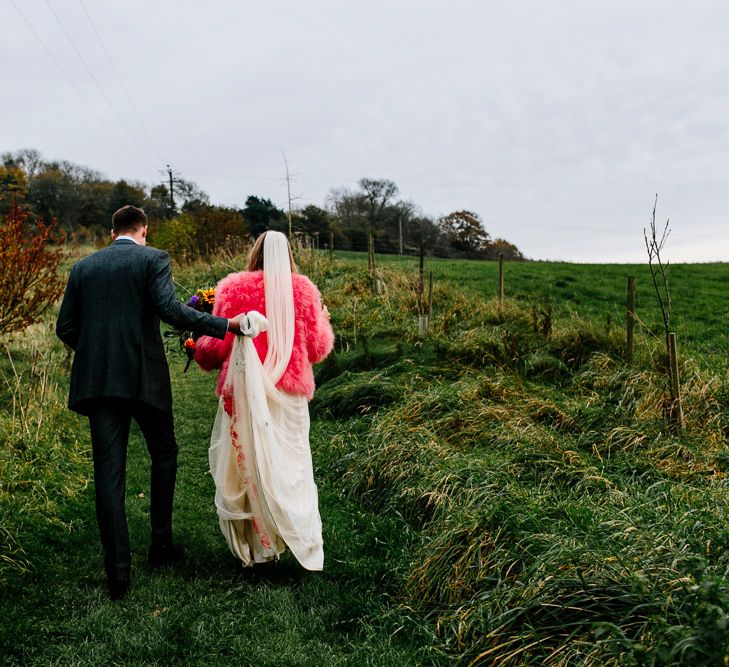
[0,359,442,666]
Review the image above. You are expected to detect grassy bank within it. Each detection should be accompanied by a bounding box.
[308,254,729,664]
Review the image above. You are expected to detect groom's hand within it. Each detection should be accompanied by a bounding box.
[227,313,248,335]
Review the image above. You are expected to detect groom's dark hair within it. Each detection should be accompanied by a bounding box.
[112,205,148,233]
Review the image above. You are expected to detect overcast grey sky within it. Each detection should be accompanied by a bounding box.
[2,1,729,261]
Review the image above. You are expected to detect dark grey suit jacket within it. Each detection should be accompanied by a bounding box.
[56,239,228,415]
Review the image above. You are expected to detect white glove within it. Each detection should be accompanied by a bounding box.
[241,310,268,338]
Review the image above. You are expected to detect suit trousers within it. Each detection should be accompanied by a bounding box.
[87,399,178,583]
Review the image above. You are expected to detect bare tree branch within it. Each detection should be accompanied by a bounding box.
[643,193,672,346]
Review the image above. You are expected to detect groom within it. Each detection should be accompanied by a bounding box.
[56,205,247,600]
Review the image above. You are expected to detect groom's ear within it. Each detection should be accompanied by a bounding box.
[110,228,118,241]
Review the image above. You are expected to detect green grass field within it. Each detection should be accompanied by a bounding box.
[2,249,729,665]
[337,251,729,364]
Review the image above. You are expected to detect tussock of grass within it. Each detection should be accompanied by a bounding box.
[550,320,625,370]
[310,369,404,418]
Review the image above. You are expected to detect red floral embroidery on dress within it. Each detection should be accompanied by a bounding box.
[251,518,271,549]
[229,423,244,467]
[222,386,234,417]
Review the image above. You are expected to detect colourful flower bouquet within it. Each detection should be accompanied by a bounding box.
[165,286,216,372]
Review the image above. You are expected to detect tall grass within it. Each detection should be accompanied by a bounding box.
[312,255,729,664]
[328,376,729,664]
[0,319,90,584]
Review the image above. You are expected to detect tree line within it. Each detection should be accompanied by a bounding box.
[1,149,524,261]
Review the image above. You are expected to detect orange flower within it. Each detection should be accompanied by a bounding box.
[183,338,196,350]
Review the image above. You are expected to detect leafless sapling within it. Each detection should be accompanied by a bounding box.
[643,194,682,431]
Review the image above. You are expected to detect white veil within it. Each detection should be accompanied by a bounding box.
[208,231,324,571]
[262,231,295,383]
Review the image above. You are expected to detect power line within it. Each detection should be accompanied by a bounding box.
[202,173,729,190]
[7,0,150,176]
[40,0,159,175]
[77,0,167,164]
[390,179,729,190]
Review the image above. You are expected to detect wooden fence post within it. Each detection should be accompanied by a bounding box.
[498,253,505,316]
[417,239,428,334]
[369,232,383,294]
[626,276,635,363]
[427,270,433,322]
[367,231,374,274]
[418,239,424,289]
[668,332,683,433]
[329,231,334,266]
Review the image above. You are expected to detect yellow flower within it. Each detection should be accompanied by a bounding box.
[201,288,215,305]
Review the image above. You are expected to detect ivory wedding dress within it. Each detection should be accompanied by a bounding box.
[207,232,324,570]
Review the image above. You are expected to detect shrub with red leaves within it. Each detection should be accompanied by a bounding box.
[0,201,65,334]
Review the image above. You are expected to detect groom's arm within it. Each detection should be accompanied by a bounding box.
[147,250,229,339]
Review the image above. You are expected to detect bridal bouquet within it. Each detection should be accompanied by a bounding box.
[165,286,216,371]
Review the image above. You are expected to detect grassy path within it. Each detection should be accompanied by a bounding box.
[1,360,440,666]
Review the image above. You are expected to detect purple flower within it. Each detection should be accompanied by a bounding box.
[188,295,199,306]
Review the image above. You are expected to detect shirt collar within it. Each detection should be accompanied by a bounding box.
[115,235,140,244]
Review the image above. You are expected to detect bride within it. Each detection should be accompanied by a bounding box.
[194,231,334,571]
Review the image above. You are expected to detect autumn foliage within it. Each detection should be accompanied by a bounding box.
[0,201,65,334]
